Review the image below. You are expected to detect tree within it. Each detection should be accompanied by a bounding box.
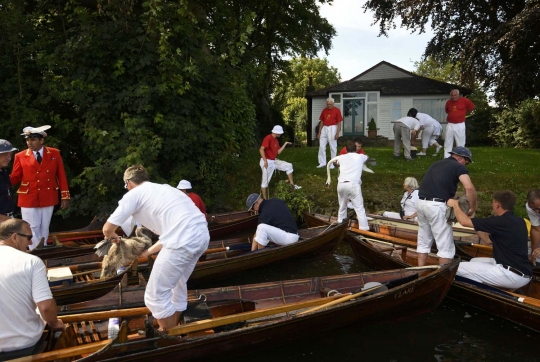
[363,0,540,106]
[274,57,340,144]
[413,56,495,146]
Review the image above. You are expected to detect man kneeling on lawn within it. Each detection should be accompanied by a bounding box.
[447,190,532,290]
[246,193,299,251]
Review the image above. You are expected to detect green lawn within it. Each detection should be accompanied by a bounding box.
[227,145,540,219]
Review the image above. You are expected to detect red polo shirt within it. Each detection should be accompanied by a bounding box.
[261,134,280,160]
[339,147,366,155]
[445,97,475,124]
[319,107,343,127]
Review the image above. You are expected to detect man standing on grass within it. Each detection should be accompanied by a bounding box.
[317,98,342,169]
[444,89,475,158]
[416,146,477,266]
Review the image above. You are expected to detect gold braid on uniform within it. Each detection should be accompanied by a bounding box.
[61,191,70,200]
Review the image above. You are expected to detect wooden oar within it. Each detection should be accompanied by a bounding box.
[296,284,385,316]
[10,340,111,362]
[59,307,150,323]
[454,275,540,308]
[167,294,346,336]
[202,244,252,255]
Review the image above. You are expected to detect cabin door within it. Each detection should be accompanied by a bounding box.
[343,99,364,136]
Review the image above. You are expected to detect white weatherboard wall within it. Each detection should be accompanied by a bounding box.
[311,98,327,140]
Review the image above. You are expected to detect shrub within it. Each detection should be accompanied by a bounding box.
[489,99,540,148]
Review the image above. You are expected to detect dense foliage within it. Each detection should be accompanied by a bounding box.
[489,99,540,149]
[413,56,495,146]
[273,57,340,145]
[0,0,336,216]
[364,0,540,106]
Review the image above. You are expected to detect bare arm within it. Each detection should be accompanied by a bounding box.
[36,298,64,329]
[277,142,291,155]
[103,221,121,242]
[317,120,323,139]
[259,146,268,169]
[140,241,163,258]
[458,174,477,216]
[447,198,474,228]
[530,226,540,264]
[476,231,492,245]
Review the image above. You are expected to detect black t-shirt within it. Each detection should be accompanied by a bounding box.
[258,198,298,234]
[419,157,469,200]
[0,168,15,214]
[471,211,532,277]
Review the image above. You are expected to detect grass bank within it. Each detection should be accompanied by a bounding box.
[223,145,540,219]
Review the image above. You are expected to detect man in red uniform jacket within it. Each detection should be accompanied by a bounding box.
[176,179,206,216]
[10,126,70,250]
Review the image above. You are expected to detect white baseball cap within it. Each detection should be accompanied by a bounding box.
[271,125,284,134]
[176,180,192,190]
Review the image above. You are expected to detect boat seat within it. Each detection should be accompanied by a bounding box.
[182,301,213,324]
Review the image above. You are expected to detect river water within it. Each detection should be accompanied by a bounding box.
[203,241,540,362]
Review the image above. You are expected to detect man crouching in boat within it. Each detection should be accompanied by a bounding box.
[0,219,64,360]
[103,165,209,331]
[447,190,532,290]
[246,193,299,251]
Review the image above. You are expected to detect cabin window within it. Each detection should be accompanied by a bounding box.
[412,99,447,123]
[391,100,401,121]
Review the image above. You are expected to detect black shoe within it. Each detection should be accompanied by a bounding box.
[394,156,399,160]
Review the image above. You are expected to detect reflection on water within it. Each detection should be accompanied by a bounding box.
[203,236,540,361]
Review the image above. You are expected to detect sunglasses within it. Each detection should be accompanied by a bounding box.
[529,204,540,212]
[17,233,33,241]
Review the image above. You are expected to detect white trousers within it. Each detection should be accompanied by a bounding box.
[457,258,531,290]
[21,206,54,250]
[444,123,466,158]
[318,125,338,166]
[260,159,294,188]
[254,224,299,247]
[337,182,368,230]
[144,225,209,319]
[416,200,455,259]
[421,125,439,149]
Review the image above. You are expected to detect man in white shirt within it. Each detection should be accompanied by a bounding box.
[325,140,370,229]
[393,116,421,161]
[0,219,64,360]
[102,165,209,331]
[407,108,443,156]
[526,189,540,265]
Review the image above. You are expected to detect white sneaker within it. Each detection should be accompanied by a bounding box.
[435,145,442,154]
[416,152,426,156]
[317,164,325,168]
[293,185,302,190]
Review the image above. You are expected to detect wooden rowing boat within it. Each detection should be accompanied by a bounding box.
[207,210,258,239]
[302,211,491,261]
[51,223,347,305]
[37,211,258,261]
[24,261,457,361]
[345,231,540,333]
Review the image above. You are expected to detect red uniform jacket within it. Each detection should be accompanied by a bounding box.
[10,147,70,208]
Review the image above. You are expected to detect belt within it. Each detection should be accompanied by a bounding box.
[502,265,531,278]
[419,197,446,203]
[1,212,14,217]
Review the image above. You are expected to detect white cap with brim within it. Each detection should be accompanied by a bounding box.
[0,140,18,154]
[21,125,51,138]
[271,125,284,134]
[177,180,192,190]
